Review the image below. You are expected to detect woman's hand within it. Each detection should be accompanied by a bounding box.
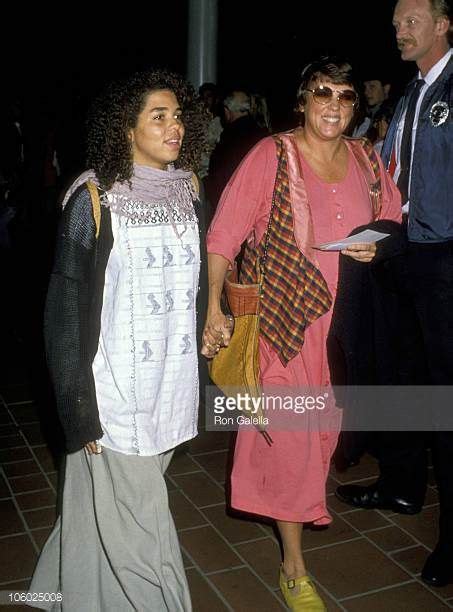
[85,440,102,455]
[201,313,234,358]
[202,253,234,358]
[341,242,376,263]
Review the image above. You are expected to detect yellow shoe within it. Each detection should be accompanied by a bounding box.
[279,567,326,611]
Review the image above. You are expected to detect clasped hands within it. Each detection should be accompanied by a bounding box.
[201,244,376,360]
[201,312,235,359]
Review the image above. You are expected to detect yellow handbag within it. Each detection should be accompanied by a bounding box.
[208,264,273,445]
[208,180,283,449]
[209,263,261,396]
[208,151,283,447]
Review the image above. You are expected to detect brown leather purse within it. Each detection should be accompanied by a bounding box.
[223,263,260,316]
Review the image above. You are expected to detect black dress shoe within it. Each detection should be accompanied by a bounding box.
[335,484,422,515]
[421,545,453,587]
[332,454,360,472]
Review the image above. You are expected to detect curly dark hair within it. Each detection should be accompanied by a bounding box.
[86,69,210,190]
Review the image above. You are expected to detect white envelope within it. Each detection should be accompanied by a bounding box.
[314,229,390,251]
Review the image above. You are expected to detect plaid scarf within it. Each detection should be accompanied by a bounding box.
[240,136,332,366]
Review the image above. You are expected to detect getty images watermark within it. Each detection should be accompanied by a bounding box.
[206,387,331,430]
[205,385,453,431]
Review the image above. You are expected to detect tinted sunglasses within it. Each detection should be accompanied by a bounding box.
[304,86,358,108]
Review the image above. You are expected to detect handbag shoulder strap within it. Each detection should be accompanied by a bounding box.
[260,136,286,274]
[87,180,101,239]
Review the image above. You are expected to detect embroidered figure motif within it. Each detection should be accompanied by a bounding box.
[429,101,449,127]
[184,289,194,310]
[142,341,153,361]
[165,291,174,311]
[146,293,161,314]
[163,246,174,266]
[181,334,192,354]
[144,247,156,268]
[183,245,196,264]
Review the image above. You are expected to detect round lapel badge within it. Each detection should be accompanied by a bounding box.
[429,101,449,127]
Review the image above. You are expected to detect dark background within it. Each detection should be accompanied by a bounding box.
[5,0,415,127]
[0,0,416,453]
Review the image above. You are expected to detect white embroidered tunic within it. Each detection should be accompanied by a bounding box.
[92,199,200,455]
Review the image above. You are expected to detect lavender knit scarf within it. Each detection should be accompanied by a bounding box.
[62,163,198,234]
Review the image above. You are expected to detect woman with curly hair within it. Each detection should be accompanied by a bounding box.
[28,69,210,611]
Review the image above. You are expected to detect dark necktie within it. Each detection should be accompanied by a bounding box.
[397,79,424,204]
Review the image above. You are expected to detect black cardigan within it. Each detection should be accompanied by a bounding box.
[327,220,409,393]
[44,183,209,453]
[326,220,425,462]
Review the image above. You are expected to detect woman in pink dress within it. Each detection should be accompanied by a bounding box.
[202,57,401,611]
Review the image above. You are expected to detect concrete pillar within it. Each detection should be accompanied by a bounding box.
[187,0,218,88]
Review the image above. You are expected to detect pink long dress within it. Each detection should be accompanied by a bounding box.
[207,136,401,524]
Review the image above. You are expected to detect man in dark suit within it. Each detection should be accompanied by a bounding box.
[336,0,453,587]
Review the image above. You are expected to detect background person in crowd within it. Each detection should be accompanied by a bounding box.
[0,98,23,255]
[250,91,272,132]
[336,0,453,588]
[204,88,268,219]
[203,57,401,611]
[366,99,396,153]
[198,82,224,179]
[28,69,210,611]
[0,98,23,206]
[353,71,392,136]
[0,97,24,348]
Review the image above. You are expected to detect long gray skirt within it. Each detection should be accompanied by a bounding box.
[28,446,191,611]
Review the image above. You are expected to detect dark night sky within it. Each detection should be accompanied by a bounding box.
[216,0,415,125]
[5,1,415,125]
